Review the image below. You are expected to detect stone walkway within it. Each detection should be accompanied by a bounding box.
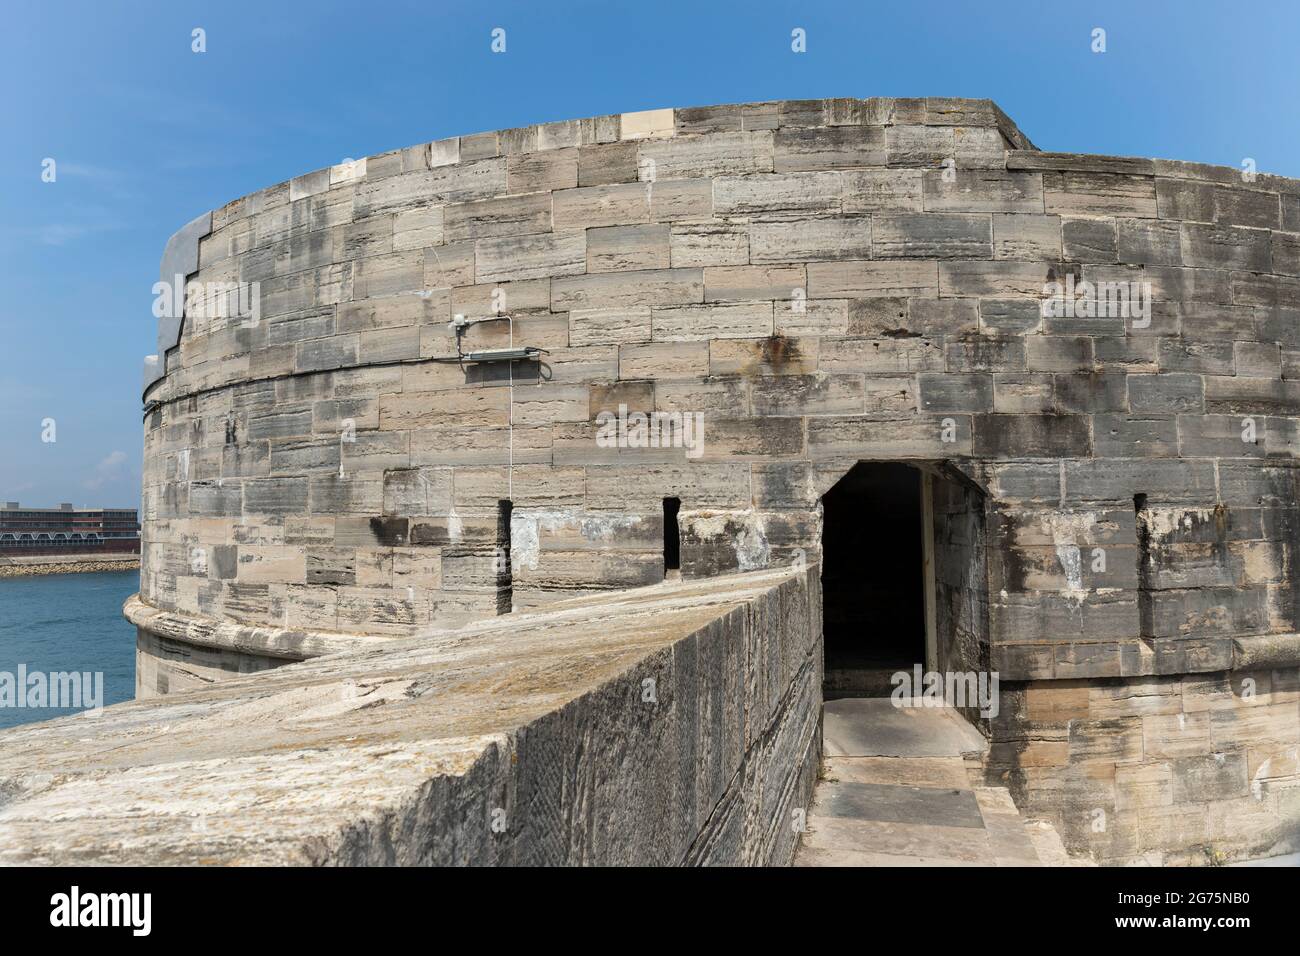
[795,698,1072,866]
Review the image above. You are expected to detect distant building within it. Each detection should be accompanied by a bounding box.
[0,502,140,556]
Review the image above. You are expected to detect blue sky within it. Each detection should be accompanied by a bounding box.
[1,0,1297,508]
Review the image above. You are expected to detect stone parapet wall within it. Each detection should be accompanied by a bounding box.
[6,568,820,866]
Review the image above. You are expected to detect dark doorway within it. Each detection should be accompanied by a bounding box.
[821,462,926,698]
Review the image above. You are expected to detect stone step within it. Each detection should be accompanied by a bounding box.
[973,787,1043,866]
[796,700,1075,866]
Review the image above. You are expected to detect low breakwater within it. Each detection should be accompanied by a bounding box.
[0,557,140,578]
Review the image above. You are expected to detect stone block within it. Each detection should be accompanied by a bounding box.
[476,231,586,283]
[710,337,820,376]
[1117,218,1182,266]
[750,217,873,263]
[1128,372,1204,413]
[651,302,774,341]
[885,125,1003,167]
[619,341,710,379]
[698,417,805,460]
[1043,171,1158,218]
[1155,179,1280,229]
[669,222,750,268]
[820,336,944,374]
[444,193,552,241]
[922,170,1044,213]
[1157,339,1235,375]
[704,265,805,302]
[750,374,870,417]
[807,260,938,298]
[553,183,650,229]
[308,475,384,515]
[648,179,714,222]
[1271,231,1300,277]
[1023,335,1094,373]
[578,141,639,187]
[1053,370,1128,412]
[918,372,993,412]
[944,336,1025,372]
[873,214,991,259]
[911,299,979,336]
[972,413,1091,457]
[938,260,1054,297]
[1171,751,1249,803]
[712,172,841,218]
[841,169,923,213]
[1180,222,1272,272]
[806,415,972,459]
[586,224,670,272]
[1062,217,1118,263]
[773,126,885,172]
[508,148,579,194]
[639,131,774,178]
[993,373,1054,413]
[243,477,309,515]
[993,214,1062,260]
[423,241,476,289]
[352,251,424,298]
[552,268,703,311]
[570,307,652,346]
[1093,414,1178,457]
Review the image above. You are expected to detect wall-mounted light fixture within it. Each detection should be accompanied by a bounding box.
[462,346,546,363]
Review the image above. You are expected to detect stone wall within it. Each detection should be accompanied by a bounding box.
[134,96,1300,862]
[7,568,820,865]
[931,470,989,699]
[988,666,1300,865]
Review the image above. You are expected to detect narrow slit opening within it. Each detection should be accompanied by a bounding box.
[497,499,513,614]
[663,497,681,577]
[1134,493,1152,639]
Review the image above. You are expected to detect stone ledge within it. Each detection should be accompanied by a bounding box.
[993,632,1300,680]
[124,593,388,662]
[1232,632,1300,669]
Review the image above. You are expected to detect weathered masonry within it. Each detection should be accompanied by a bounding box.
[9,569,820,865]
[133,98,1300,865]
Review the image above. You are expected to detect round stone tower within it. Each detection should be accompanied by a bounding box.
[132,98,1300,864]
